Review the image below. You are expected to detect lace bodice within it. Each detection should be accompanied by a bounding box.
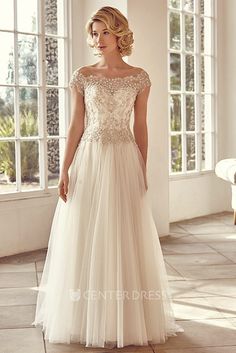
[69,68,151,144]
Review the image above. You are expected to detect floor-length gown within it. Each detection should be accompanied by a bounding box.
[32,67,184,348]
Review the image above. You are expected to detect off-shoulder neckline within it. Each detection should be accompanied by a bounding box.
[76,69,146,81]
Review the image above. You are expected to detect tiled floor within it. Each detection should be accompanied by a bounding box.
[0,211,236,353]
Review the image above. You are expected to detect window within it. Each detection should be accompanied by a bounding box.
[0,0,69,198]
[168,0,216,175]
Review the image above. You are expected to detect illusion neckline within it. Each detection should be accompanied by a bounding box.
[77,69,145,81]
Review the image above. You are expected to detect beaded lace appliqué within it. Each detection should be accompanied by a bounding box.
[69,69,151,144]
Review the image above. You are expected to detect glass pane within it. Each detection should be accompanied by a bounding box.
[170,94,181,131]
[45,37,65,86]
[185,54,194,91]
[0,141,16,192]
[19,88,38,137]
[0,87,15,137]
[169,0,180,9]
[0,32,14,84]
[184,0,194,12]
[47,88,59,136]
[45,0,58,35]
[201,55,205,92]
[186,94,195,131]
[170,53,181,90]
[201,94,212,131]
[185,15,194,52]
[201,132,212,170]
[171,135,182,172]
[21,140,40,190]
[169,12,181,50]
[45,0,64,35]
[201,17,204,52]
[18,34,38,85]
[0,0,14,30]
[186,134,195,170]
[17,0,37,33]
[200,0,204,15]
[46,37,58,85]
[201,17,212,55]
[47,139,60,186]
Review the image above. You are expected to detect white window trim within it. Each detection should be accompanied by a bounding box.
[0,0,72,201]
[167,0,217,180]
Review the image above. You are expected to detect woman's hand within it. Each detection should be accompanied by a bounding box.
[58,171,69,203]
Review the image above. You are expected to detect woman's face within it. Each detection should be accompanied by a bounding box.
[91,20,119,55]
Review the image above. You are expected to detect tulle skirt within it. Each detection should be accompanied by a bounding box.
[32,140,184,348]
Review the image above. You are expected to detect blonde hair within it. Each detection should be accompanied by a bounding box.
[85,6,134,57]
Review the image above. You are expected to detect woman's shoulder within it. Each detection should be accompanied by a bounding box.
[71,65,148,77]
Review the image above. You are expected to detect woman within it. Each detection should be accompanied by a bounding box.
[32,6,184,349]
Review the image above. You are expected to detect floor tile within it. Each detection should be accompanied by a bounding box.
[218,252,236,263]
[0,305,36,328]
[164,253,232,267]
[151,319,236,350]
[169,281,202,299]
[175,264,236,280]
[206,296,236,318]
[161,235,199,244]
[153,346,236,353]
[0,262,36,273]
[193,233,236,243]
[172,297,224,320]
[165,263,185,281]
[0,327,45,353]
[169,224,189,234]
[190,279,236,298]
[206,241,236,252]
[179,224,236,235]
[161,243,217,255]
[169,278,236,299]
[0,287,37,306]
[0,271,37,288]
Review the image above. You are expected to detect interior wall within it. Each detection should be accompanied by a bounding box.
[127,0,169,235]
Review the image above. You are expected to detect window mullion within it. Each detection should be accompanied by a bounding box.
[38,0,48,191]
[211,0,217,168]
[13,0,21,192]
[195,0,201,172]
[181,4,186,173]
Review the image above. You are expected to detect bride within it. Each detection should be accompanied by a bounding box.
[32,5,184,349]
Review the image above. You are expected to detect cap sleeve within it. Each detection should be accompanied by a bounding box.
[69,69,84,96]
[137,70,152,95]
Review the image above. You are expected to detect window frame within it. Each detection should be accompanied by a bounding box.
[167,0,217,179]
[0,0,72,201]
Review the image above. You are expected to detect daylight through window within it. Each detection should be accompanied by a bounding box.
[168,0,216,175]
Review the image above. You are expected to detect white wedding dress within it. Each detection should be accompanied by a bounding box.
[32,67,184,348]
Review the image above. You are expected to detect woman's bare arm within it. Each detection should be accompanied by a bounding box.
[61,88,85,173]
[58,87,85,202]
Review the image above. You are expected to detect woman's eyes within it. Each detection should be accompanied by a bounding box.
[92,31,109,36]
